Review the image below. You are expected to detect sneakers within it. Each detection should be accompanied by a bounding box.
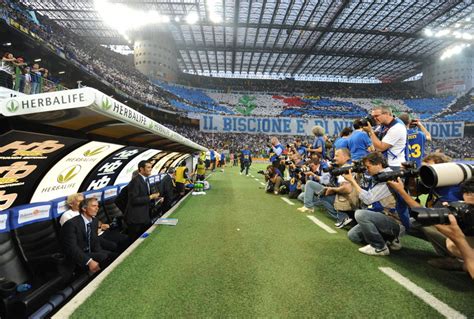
[387,238,402,251]
[358,244,390,256]
[297,206,314,213]
[335,217,353,229]
[239,172,242,175]
[274,191,279,195]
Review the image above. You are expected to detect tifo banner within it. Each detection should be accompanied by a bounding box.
[30,141,124,203]
[199,115,464,139]
[0,131,85,211]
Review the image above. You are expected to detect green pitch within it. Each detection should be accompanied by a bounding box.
[71,165,474,318]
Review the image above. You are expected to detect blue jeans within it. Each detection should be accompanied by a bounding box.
[348,209,401,249]
[303,181,348,221]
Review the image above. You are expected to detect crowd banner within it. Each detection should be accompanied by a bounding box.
[199,115,465,139]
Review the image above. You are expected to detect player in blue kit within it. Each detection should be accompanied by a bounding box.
[240,145,252,176]
[399,113,431,168]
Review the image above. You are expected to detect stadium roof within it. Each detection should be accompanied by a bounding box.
[21,0,474,82]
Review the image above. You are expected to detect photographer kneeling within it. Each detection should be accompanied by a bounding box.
[344,152,405,256]
[297,148,356,226]
[260,165,284,195]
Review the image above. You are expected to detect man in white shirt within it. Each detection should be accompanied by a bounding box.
[363,105,407,170]
[59,193,84,226]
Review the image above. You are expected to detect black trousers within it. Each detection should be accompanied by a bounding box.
[127,223,151,242]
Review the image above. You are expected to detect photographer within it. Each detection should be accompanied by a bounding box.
[261,165,284,195]
[269,136,286,176]
[399,113,432,168]
[307,125,327,159]
[285,153,306,198]
[344,152,404,256]
[364,105,407,170]
[348,119,375,161]
[297,148,355,226]
[239,145,252,176]
[388,176,472,273]
[294,138,308,158]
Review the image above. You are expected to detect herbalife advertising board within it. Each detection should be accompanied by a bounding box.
[114,149,160,185]
[30,141,124,202]
[0,130,85,211]
[81,146,147,191]
[170,154,190,169]
[151,152,179,175]
[0,88,95,117]
[91,89,206,151]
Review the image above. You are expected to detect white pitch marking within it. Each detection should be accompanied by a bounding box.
[379,267,466,319]
[254,178,259,181]
[306,215,337,234]
[259,182,266,186]
[281,197,295,206]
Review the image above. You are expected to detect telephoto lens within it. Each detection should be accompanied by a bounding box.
[419,163,473,188]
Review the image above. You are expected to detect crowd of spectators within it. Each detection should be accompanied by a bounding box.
[164,122,474,160]
[179,73,431,99]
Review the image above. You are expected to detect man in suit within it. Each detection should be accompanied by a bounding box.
[126,160,161,240]
[160,167,177,213]
[60,197,112,274]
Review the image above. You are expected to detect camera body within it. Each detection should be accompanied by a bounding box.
[360,115,376,127]
[373,161,419,183]
[412,201,474,235]
[330,160,366,177]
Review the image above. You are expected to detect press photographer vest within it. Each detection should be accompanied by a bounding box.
[334,164,360,212]
[378,118,409,162]
[365,178,398,221]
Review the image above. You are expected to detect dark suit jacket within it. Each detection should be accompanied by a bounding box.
[159,174,176,210]
[60,215,102,267]
[126,174,152,224]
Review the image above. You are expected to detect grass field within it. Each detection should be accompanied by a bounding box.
[71,164,474,318]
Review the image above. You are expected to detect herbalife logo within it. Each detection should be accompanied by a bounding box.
[6,100,19,113]
[148,121,154,129]
[57,165,81,183]
[101,96,112,111]
[84,145,109,157]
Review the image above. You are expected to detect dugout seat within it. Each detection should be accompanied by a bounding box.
[0,209,64,319]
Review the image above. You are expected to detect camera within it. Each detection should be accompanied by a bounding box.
[411,201,474,235]
[330,160,366,176]
[409,119,419,129]
[294,166,310,174]
[257,170,266,175]
[419,163,473,188]
[360,115,376,127]
[373,161,419,183]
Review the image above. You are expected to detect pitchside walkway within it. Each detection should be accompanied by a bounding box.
[69,165,473,318]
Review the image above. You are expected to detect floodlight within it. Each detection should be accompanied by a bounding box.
[424,29,433,37]
[186,12,199,24]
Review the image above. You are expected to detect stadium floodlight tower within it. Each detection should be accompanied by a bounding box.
[131,25,179,82]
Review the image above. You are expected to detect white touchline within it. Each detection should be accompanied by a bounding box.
[254,178,259,181]
[281,197,295,205]
[259,182,266,186]
[379,267,466,319]
[306,215,337,234]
